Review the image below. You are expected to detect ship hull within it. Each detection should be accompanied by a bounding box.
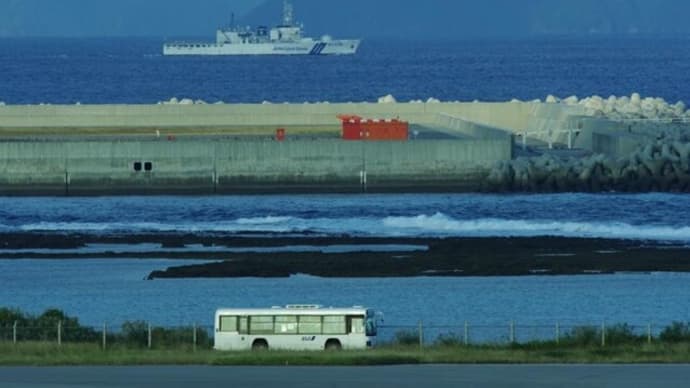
[163,40,360,56]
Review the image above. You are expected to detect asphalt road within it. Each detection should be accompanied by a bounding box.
[2,365,690,388]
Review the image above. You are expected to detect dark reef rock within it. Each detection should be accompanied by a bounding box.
[146,237,690,279]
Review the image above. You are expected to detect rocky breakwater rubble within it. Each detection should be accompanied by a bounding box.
[486,94,690,193]
[545,93,688,120]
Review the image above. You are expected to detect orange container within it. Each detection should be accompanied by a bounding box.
[337,115,408,141]
[276,128,286,142]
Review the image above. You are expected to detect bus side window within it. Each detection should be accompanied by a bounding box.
[275,316,298,334]
[249,316,274,335]
[323,316,346,334]
[219,315,237,332]
[239,316,249,334]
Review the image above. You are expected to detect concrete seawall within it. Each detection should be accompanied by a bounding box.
[0,138,509,195]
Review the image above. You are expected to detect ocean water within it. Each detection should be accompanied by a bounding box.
[1,37,690,105]
[0,193,689,241]
[2,37,690,333]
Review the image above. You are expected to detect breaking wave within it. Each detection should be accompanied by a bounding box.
[13,213,690,242]
[382,213,690,241]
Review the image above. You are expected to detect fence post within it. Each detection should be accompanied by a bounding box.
[418,321,424,349]
[464,321,469,346]
[601,323,606,347]
[147,322,152,349]
[102,323,107,351]
[509,321,515,344]
[193,323,198,352]
[555,322,560,345]
[13,321,17,345]
[57,321,62,346]
[647,324,652,345]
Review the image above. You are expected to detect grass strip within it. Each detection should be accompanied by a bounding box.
[3,342,690,366]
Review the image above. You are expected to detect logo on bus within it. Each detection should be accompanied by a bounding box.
[301,336,317,342]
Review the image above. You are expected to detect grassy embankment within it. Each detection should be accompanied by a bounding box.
[4,342,690,366]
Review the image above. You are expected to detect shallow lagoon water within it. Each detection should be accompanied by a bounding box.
[2,259,689,334]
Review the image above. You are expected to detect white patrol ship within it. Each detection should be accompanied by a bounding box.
[163,1,360,56]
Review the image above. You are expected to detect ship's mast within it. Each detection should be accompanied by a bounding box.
[283,0,294,26]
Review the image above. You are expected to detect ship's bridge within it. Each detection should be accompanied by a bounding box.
[271,26,302,42]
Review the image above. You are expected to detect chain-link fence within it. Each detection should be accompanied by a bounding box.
[379,322,667,347]
[1,320,686,349]
[0,322,214,350]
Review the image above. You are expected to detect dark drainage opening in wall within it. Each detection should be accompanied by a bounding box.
[144,162,153,171]
[133,162,142,172]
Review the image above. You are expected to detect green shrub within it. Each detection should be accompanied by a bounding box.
[605,323,642,345]
[660,322,690,342]
[436,332,464,347]
[0,308,26,327]
[562,326,600,346]
[392,329,420,346]
[0,308,99,342]
[121,321,149,347]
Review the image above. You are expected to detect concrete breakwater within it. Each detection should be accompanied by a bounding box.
[487,138,690,192]
[0,99,689,195]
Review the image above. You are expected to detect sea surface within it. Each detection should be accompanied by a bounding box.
[0,193,689,242]
[1,38,690,336]
[1,37,690,105]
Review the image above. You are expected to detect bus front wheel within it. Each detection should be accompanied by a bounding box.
[252,339,269,351]
[325,339,342,351]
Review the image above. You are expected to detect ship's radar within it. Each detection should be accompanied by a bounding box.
[283,0,294,26]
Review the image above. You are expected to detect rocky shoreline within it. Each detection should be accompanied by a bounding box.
[1,233,689,278]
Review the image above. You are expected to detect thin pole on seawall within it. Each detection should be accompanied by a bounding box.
[13,321,17,345]
[148,322,152,349]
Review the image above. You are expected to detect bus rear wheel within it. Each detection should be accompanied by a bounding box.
[252,339,269,351]
[325,339,342,351]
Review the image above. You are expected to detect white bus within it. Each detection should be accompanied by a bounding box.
[214,305,378,351]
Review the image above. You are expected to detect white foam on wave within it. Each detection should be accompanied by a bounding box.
[235,216,293,225]
[16,213,690,242]
[383,212,690,241]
